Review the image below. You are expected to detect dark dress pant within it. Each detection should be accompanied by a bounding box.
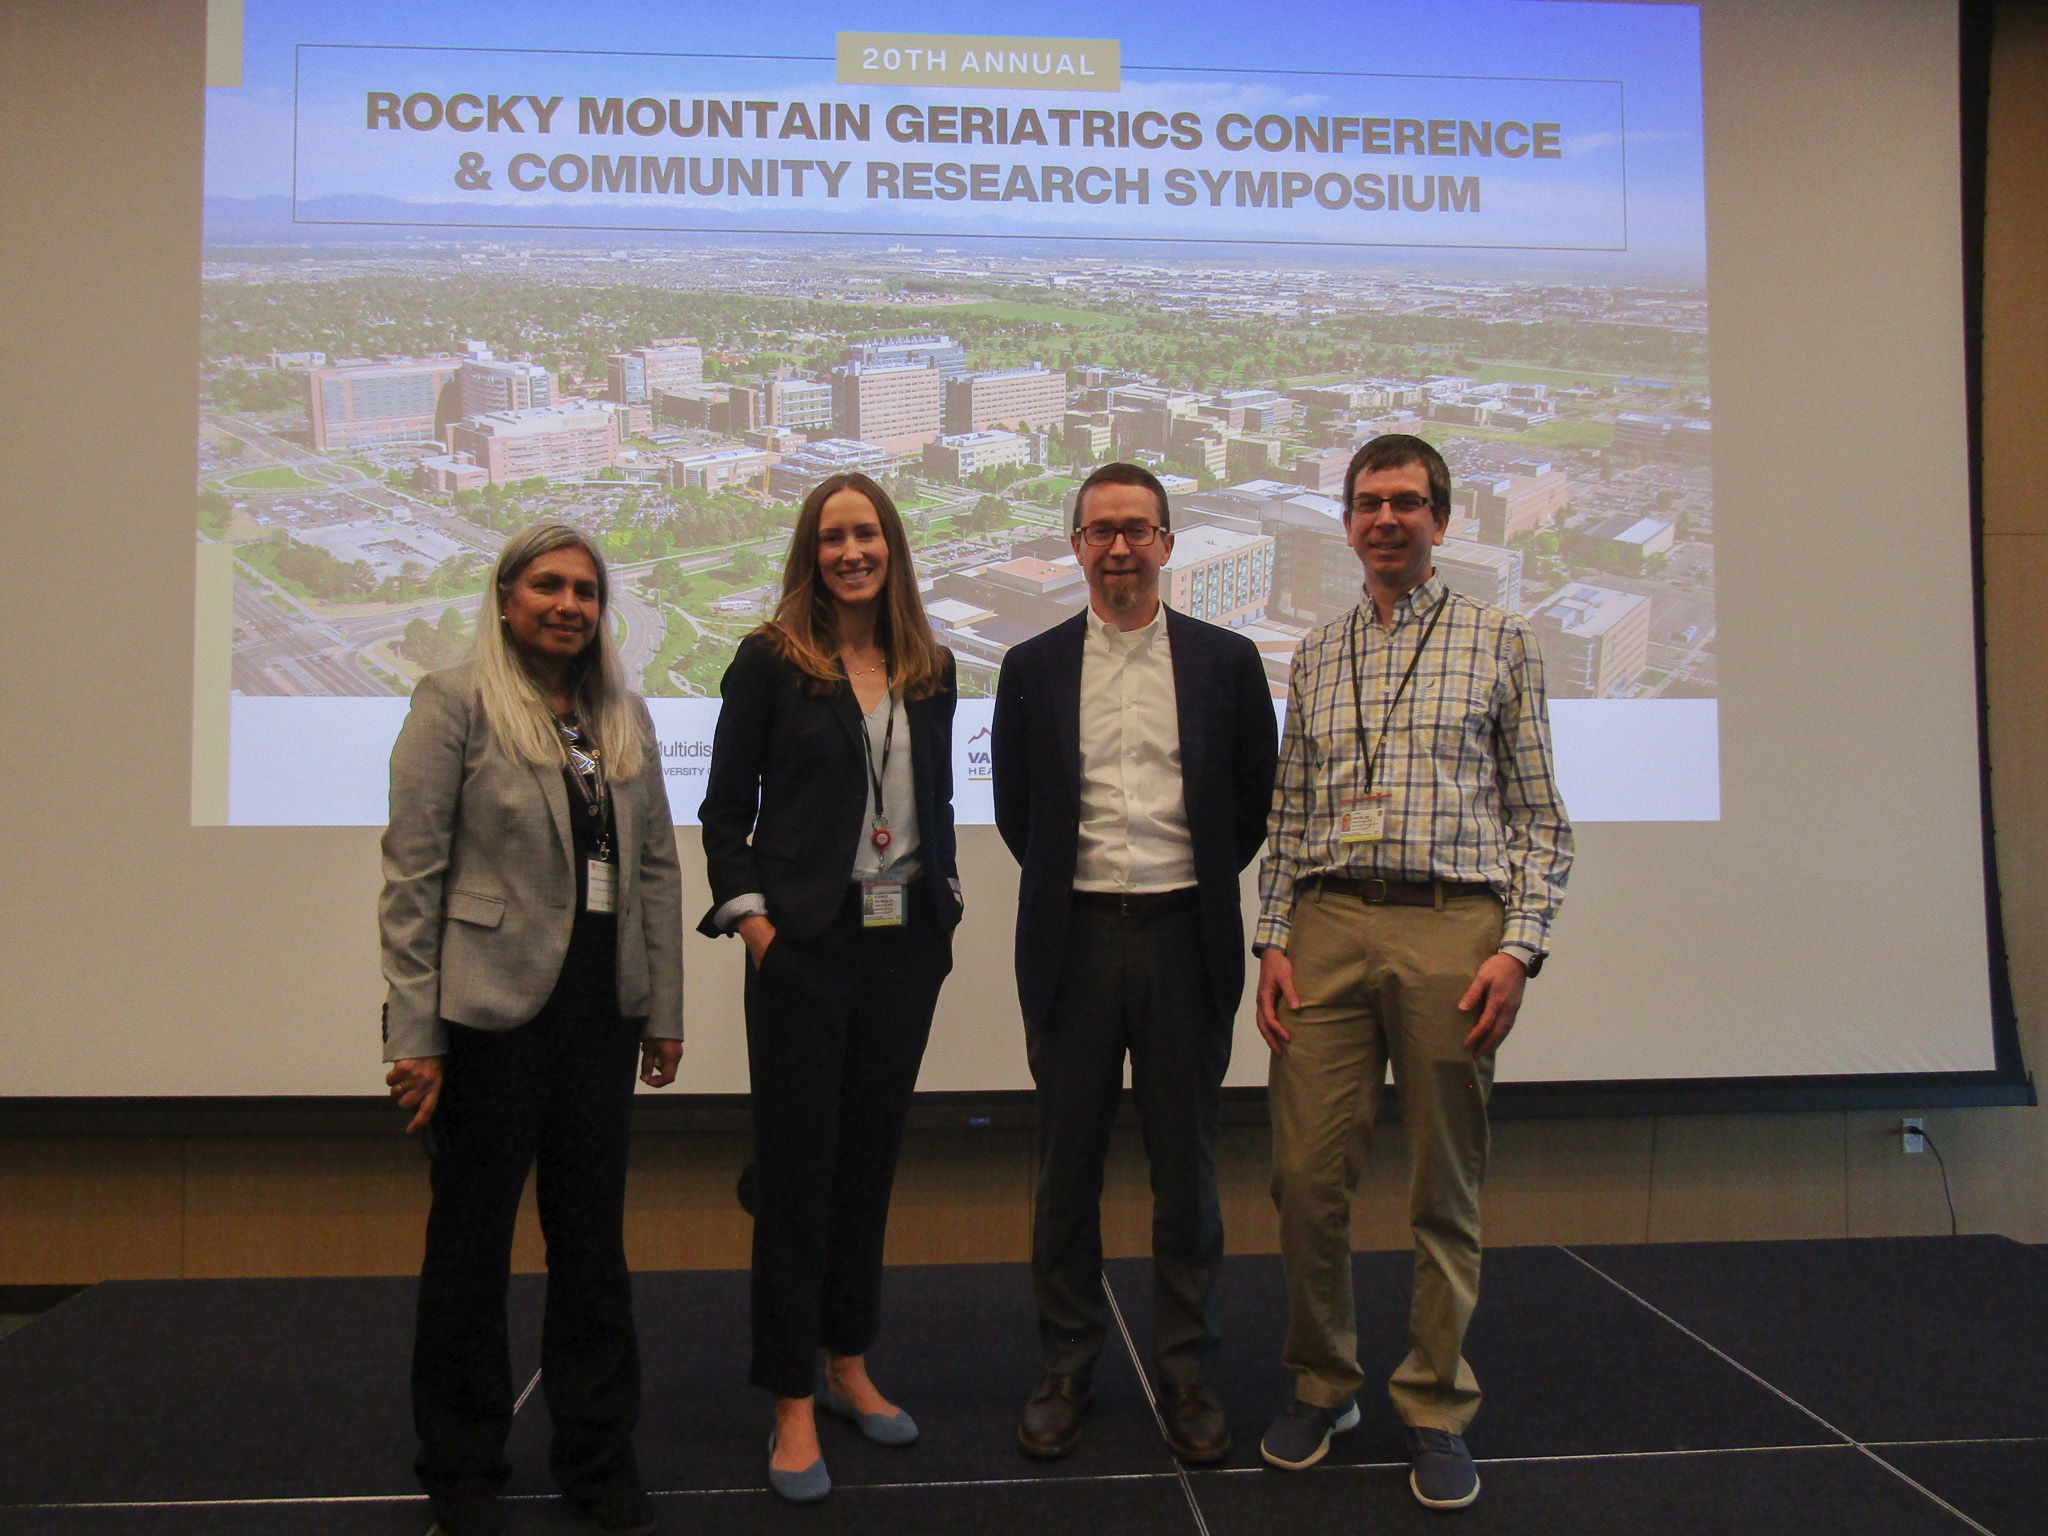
[745,881,952,1397]
[1027,898,1228,1385]
[411,1004,644,1504]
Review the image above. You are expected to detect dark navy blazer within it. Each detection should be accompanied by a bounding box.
[990,606,1278,1029]
[698,633,961,940]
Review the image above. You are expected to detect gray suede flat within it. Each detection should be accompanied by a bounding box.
[766,1429,831,1503]
[818,1382,920,1446]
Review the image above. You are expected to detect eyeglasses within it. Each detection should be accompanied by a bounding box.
[1077,522,1163,547]
[1351,493,1439,516]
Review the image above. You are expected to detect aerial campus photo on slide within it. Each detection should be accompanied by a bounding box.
[198,0,1717,826]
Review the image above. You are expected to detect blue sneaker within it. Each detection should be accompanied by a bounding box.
[1407,1426,1480,1508]
[1258,1397,1361,1469]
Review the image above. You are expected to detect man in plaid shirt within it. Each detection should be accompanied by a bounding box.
[1253,434,1573,1510]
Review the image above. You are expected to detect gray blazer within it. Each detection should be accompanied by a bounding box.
[379,663,684,1061]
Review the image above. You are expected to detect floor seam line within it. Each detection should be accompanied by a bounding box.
[1556,1245,2001,1536]
[12,1435,2042,1511]
[1102,1267,1213,1536]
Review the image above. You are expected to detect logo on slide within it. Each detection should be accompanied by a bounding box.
[965,726,993,781]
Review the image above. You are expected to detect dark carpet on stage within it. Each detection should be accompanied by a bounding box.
[0,1236,2041,1535]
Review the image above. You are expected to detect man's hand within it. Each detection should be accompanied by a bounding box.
[1255,947,1301,1056]
[1458,953,1529,1055]
[386,1056,444,1134]
[640,1039,682,1088]
[737,913,777,970]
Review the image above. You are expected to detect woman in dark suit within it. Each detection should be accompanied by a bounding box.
[381,523,683,1536]
[698,472,961,1502]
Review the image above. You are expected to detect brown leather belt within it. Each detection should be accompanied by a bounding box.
[1071,887,1203,918]
[1312,874,1494,907]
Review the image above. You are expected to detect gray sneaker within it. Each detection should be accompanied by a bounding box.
[1258,1397,1361,1469]
[1407,1426,1480,1508]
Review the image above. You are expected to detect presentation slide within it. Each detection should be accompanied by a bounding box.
[36,0,1986,1104]
[199,0,1717,830]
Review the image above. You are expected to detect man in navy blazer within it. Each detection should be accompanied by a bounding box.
[992,462,1277,1464]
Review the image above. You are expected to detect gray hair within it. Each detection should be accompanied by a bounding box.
[470,522,646,780]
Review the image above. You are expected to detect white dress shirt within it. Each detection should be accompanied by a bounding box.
[1073,602,1197,892]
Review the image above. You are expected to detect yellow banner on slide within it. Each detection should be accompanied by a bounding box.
[836,33,1121,92]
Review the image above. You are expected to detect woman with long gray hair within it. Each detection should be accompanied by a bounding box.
[381,522,683,1536]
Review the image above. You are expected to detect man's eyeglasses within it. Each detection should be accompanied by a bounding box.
[1351,493,1438,516]
[1077,522,1163,547]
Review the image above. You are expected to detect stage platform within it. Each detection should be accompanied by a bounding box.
[1,1237,2043,1535]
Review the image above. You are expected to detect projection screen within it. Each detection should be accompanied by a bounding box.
[0,0,2026,1107]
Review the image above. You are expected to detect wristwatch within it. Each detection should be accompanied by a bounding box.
[1500,944,1544,979]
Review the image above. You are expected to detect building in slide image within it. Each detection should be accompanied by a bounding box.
[1614,411,1713,465]
[762,377,834,434]
[667,446,769,493]
[446,404,621,485]
[1161,525,1275,627]
[1292,443,1355,496]
[832,362,943,453]
[307,358,462,450]
[944,366,1067,435]
[769,438,894,498]
[1436,537,1525,611]
[1581,514,1677,562]
[1531,581,1652,699]
[923,430,1035,482]
[1063,411,1113,461]
[459,358,555,417]
[609,339,703,405]
[1459,467,1571,545]
[847,334,967,377]
[1178,482,1350,626]
[414,452,490,495]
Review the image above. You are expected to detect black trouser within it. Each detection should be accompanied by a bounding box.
[745,881,952,1398]
[411,1003,644,1504]
[1027,897,1228,1386]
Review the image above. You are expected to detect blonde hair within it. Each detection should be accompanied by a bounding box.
[471,522,646,780]
[760,473,948,700]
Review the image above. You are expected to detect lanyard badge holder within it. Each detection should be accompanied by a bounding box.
[559,716,616,914]
[860,689,906,927]
[1339,591,1448,845]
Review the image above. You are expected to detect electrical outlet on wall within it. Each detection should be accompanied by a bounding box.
[1901,1117,1927,1154]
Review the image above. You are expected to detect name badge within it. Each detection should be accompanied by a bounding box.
[586,859,617,914]
[861,879,906,927]
[1339,791,1394,844]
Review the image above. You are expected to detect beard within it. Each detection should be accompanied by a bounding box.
[1099,568,1147,610]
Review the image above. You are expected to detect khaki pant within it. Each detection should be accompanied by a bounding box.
[1268,883,1503,1432]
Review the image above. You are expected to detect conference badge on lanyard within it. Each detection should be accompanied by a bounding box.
[559,714,616,914]
[1339,592,1448,847]
[1339,790,1394,844]
[861,879,906,928]
[861,690,906,927]
[585,859,617,914]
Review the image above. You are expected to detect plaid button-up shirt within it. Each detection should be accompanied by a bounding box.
[1255,572,1574,954]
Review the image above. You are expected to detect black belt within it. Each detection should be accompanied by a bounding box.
[1312,874,1493,907]
[1071,886,1202,918]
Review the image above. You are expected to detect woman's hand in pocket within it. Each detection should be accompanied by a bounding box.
[738,913,777,970]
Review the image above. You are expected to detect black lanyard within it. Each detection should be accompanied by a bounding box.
[555,713,613,862]
[862,690,898,850]
[1348,589,1449,794]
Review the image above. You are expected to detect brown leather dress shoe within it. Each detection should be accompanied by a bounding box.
[1018,1373,1092,1458]
[1159,1383,1232,1463]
